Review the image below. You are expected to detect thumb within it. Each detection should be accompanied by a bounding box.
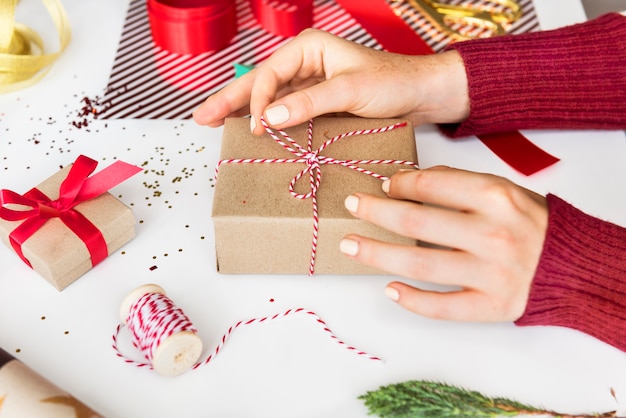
[259,76,363,130]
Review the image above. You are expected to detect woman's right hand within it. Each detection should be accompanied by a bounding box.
[193,29,470,134]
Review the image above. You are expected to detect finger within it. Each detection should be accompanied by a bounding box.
[344,193,478,251]
[260,76,367,130]
[386,282,518,322]
[339,234,479,287]
[192,72,257,127]
[247,30,329,131]
[385,166,506,213]
[250,29,381,132]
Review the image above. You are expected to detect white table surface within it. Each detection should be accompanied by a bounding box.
[2,1,626,417]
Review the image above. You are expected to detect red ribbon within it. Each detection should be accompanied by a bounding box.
[147,0,312,55]
[0,155,142,269]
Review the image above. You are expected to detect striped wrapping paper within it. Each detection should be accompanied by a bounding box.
[98,0,539,120]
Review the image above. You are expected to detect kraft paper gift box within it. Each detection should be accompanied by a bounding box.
[212,117,419,275]
[0,158,139,291]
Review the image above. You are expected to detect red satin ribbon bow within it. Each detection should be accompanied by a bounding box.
[147,0,312,55]
[0,155,142,269]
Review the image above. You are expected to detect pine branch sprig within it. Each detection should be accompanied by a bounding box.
[359,380,620,418]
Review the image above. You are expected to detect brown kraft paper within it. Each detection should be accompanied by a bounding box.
[212,117,419,275]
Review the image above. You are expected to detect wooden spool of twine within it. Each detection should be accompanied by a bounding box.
[118,284,203,377]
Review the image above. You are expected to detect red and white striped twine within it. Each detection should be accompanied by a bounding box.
[112,290,198,368]
[112,291,382,371]
[215,118,419,275]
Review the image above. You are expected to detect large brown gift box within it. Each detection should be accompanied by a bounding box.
[0,165,137,291]
[212,117,419,275]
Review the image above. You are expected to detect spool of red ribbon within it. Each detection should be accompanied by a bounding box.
[250,0,312,37]
[147,0,238,55]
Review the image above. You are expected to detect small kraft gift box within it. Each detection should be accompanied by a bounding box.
[0,155,141,290]
[212,117,419,275]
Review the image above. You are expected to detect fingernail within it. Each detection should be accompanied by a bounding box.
[344,195,359,213]
[265,105,290,125]
[382,179,390,193]
[385,286,399,302]
[250,117,256,132]
[339,238,359,256]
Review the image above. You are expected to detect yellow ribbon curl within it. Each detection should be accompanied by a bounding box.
[0,0,71,94]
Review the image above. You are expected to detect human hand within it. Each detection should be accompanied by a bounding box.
[192,29,469,134]
[340,166,549,322]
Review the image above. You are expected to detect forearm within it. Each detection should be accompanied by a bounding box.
[440,13,626,137]
[515,194,626,352]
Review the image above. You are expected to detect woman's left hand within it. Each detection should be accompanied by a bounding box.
[340,166,549,322]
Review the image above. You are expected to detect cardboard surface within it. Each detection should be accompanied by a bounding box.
[212,117,419,274]
[0,166,136,290]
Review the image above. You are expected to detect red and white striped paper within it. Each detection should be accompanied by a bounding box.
[99,0,538,120]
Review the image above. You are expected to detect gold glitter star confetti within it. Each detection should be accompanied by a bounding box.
[40,395,101,418]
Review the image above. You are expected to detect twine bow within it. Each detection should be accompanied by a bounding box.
[216,118,419,275]
[0,155,142,268]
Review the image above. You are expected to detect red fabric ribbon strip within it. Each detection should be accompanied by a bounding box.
[0,155,142,269]
[147,0,312,55]
[477,131,560,176]
[334,0,560,175]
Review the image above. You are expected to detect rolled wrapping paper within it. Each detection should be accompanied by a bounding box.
[0,347,102,417]
[119,284,203,377]
[147,0,313,55]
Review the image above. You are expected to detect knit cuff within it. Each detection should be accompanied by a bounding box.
[439,13,626,138]
[515,194,626,351]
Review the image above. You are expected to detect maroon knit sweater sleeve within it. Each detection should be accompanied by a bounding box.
[440,13,626,137]
[514,195,626,351]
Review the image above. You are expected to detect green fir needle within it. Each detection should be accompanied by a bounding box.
[359,380,620,418]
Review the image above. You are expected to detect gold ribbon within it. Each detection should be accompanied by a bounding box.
[0,0,71,93]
